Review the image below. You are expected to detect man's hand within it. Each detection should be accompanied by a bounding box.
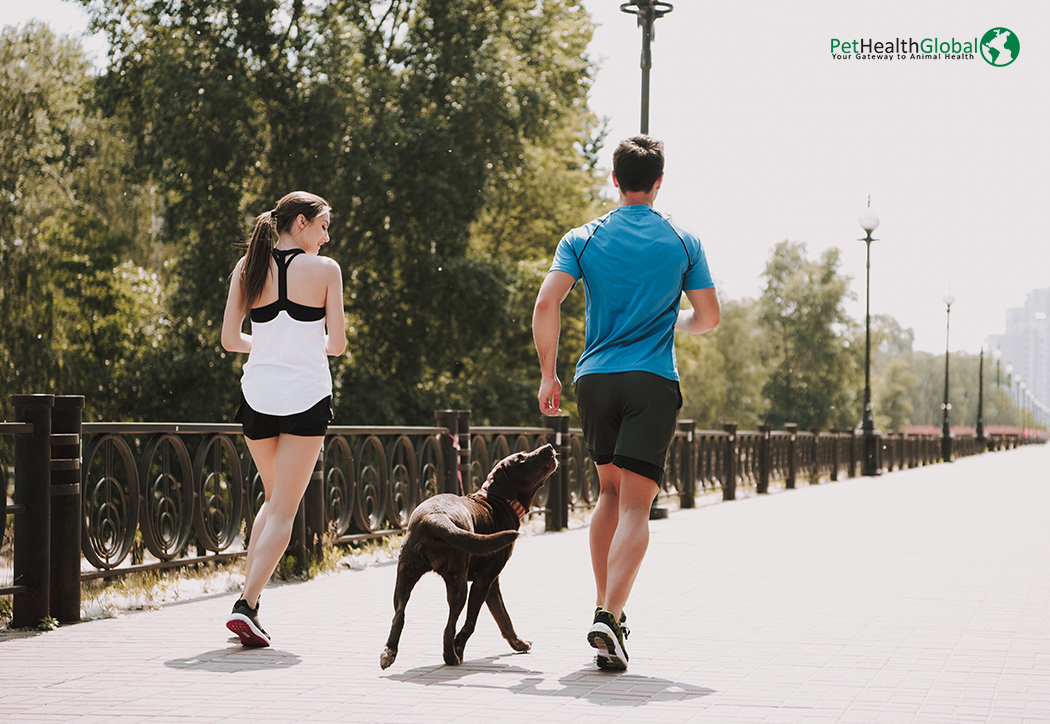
[538,375,562,415]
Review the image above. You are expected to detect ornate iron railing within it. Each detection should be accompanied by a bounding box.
[1,393,1035,629]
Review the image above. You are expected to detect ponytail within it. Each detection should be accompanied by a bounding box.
[240,210,278,307]
[238,191,330,307]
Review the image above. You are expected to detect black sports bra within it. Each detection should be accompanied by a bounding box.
[250,248,326,323]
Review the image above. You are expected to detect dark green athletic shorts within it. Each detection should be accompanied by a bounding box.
[574,371,682,485]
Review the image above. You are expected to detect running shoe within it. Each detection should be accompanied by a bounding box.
[589,608,629,670]
[226,598,270,647]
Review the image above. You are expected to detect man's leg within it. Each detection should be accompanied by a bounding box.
[589,463,622,610]
[602,469,659,620]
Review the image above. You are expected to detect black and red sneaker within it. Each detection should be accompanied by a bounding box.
[226,598,270,647]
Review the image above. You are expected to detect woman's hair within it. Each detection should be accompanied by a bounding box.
[612,135,665,193]
[240,191,331,306]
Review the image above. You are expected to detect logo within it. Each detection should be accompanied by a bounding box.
[828,27,1020,65]
[980,28,1019,66]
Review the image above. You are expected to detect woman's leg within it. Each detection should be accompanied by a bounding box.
[240,434,324,607]
[242,436,278,597]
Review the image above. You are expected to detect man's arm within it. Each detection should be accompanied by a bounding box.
[676,287,720,334]
[532,270,576,414]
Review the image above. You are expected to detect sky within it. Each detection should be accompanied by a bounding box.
[3,0,1048,355]
[581,1,1049,356]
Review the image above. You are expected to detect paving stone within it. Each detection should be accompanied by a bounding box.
[2,445,1049,723]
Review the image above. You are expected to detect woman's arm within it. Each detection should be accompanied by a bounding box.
[324,258,347,357]
[221,259,253,354]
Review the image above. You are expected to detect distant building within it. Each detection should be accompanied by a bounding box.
[986,287,1050,410]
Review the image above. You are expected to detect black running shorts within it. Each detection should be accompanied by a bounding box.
[574,371,682,485]
[234,393,333,440]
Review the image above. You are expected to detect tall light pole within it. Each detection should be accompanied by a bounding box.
[623,1,674,522]
[1015,377,1023,439]
[941,292,955,462]
[857,204,882,476]
[620,1,674,134]
[977,346,986,448]
[1019,381,1027,441]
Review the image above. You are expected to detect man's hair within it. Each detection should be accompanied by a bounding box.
[612,135,665,193]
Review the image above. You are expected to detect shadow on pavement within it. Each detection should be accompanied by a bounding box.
[165,643,302,672]
[386,653,715,706]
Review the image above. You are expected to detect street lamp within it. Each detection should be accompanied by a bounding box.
[620,1,674,134]
[1026,389,1034,440]
[1019,380,1027,441]
[857,204,881,476]
[977,346,986,448]
[941,292,955,462]
[1015,376,1023,440]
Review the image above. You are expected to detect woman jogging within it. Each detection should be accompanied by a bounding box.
[220,191,346,646]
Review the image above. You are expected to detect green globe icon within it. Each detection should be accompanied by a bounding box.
[981,27,1019,66]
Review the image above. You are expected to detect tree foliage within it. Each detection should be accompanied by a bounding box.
[758,241,861,429]
[73,0,606,424]
[677,296,769,430]
[0,22,163,421]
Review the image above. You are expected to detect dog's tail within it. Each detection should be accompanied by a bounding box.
[430,518,519,555]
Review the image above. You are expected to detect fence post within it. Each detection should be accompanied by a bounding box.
[847,428,858,478]
[50,395,83,624]
[784,423,798,489]
[542,414,570,531]
[757,424,771,494]
[12,394,54,629]
[457,410,472,491]
[809,426,821,484]
[828,427,840,481]
[678,420,696,508]
[721,422,738,501]
[435,410,461,494]
[302,448,325,562]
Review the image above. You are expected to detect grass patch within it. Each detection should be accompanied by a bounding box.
[0,535,405,630]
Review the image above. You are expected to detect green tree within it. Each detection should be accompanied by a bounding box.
[677,296,769,430]
[79,0,605,424]
[0,22,163,421]
[758,241,861,429]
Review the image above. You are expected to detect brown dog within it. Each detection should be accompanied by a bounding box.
[379,444,558,669]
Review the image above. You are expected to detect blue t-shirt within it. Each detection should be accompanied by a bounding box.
[550,205,714,382]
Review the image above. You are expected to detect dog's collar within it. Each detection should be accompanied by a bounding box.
[477,481,528,520]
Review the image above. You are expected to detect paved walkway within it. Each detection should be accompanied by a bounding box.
[3,445,1050,724]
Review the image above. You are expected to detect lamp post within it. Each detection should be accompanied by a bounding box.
[620,1,674,134]
[941,292,955,462]
[977,346,986,448]
[1019,381,1027,442]
[1015,377,1023,440]
[993,347,1002,387]
[857,204,882,476]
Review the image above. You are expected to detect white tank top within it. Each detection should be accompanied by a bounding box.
[240,248,332,415]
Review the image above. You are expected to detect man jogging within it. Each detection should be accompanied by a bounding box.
[532,135,720,670]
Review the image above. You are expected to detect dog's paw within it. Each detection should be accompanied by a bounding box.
[443,649,462,666]
[508,638,532,653]
[380,647,397,669]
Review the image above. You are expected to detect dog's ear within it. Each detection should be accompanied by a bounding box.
[485,465,519,500]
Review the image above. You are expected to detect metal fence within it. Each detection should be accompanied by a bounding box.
[1,394,1031,629]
